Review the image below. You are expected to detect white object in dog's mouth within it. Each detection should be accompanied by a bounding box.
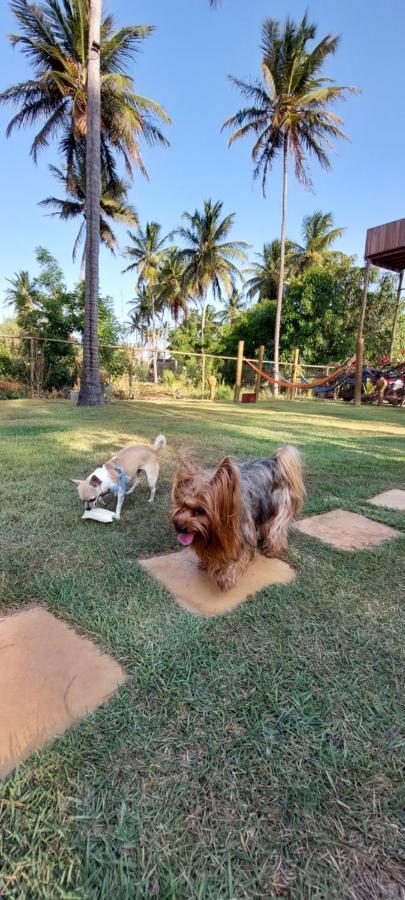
[177,532,195,546]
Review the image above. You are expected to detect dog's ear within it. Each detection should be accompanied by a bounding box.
[69,478,82,487]
[209,457,241,555]
[177,451,200,474]
[90,474,102,487]
[210,457,238,489]
[171,454,200,503]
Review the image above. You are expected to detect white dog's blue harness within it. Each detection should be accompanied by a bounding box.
[110,465,130,503]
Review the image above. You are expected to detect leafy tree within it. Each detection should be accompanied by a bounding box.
[282,261,401,363]
[169,306,220,385]
[4,248,125,390]
[0,318,27,382]
[170,305,220,354]
[218,259,404,379]
[5,248,79,390]
[218,301,276,382]
[223,13,355,392]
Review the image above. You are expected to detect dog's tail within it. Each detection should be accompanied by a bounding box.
[153,434,167,454]
[275,445,305,517]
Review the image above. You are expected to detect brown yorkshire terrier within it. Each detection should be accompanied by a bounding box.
[171,445,304,592]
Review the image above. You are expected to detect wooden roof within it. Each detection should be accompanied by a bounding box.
[365,218,405,272]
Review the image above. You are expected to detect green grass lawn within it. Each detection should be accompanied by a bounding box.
[0,398,404,899]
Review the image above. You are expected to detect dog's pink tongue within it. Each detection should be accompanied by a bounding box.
[177,533,195,546]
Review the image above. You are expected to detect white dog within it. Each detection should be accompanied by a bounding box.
[70,434,166,520]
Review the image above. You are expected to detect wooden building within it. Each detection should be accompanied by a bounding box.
[354,218,405,405]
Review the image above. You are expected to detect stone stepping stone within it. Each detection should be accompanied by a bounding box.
[0,607,126,779]
[140,548,295,617]
[368,489,405,511]
[295,509,400,551]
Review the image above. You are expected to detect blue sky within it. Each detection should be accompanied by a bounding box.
[1,0,404,325]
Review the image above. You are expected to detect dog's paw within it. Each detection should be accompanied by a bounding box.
[214,569,237,592]
[262,544,277,558]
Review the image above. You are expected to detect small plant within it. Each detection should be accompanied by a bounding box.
[363,378,375,395]
[215,380,233,401]
[162,368,180,399]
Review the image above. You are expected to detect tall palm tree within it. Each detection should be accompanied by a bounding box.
[0,0,170,181]
[123,223,172,382]
[223,13,355,393]
[245,240,301,303]
[80,0,103,403]
[1,0,170,405]
[155,249,191,324]
[298,210,345,270]
[218,287,247,323]
[127,286,154,346]
[39,156,138,269]
[177,199,249,347]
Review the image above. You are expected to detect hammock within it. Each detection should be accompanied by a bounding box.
[244,356,356,390]
[311,371,353,393]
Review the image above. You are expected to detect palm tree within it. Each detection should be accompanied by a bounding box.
[0,0,170,181]
[5,271,36,313]
[123,222,172,285]
[298,210,345,270]
[223,13,355,393]
[80,0,103,404]
[245,240,301,303]
[127,285,156,335]
[39,156,138,270]
[155,250,191,324]
[127,286,153,346]
[177,199,249,347]
[218,287,247,323]
[1,0,170,405]
[123,223,172,382]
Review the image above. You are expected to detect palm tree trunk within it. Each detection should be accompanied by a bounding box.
[389,270,404,362]
[201,289,208,348]
[78,0,104,406]
[273,135,289,398]
[151,300,158,384]
[200,291,209,398]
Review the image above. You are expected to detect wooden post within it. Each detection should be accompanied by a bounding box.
[30,337,35,398]
[291,348,300,400]
[354,259,371,407]
[201,353,206,400]
[234,340,244,403]
[255,345,265,401]
[389,269,404,362]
